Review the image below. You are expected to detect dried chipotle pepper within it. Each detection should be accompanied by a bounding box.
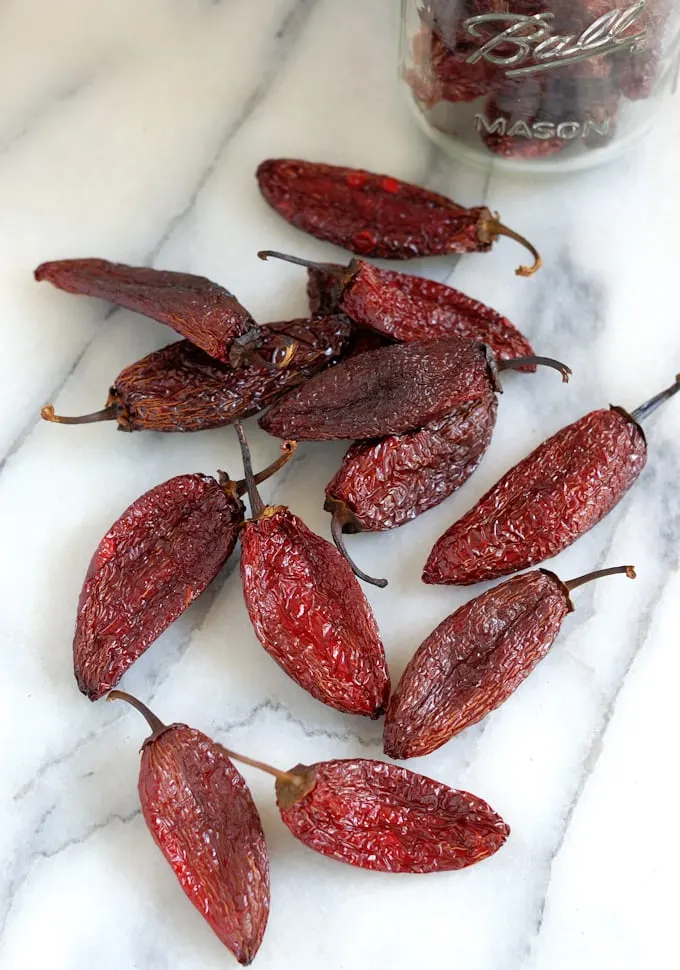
[108,691,269,966]
[424,375,680,586]
[41,315,352,433]
[407,26,494,107]
[324,398,497,539]
[212,746,510,874]
[75,443,295,700]
[260,336,569,442]
[35,258,255,364]
[385,564,635,759]
[256,158,542,275]
[261,250,535,364]
[235,423,391,709]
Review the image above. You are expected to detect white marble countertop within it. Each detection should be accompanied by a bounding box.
[2,2,679,968]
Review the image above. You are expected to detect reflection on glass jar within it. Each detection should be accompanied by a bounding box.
[400,0,680,172]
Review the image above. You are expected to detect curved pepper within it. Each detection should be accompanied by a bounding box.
[256,158,542,275]
[35,258,255,363]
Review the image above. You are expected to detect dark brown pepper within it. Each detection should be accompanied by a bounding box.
[260,336,569,442]
[325,397,498,535]
[35,258,255,363]
[41,315,352,433]
[385,565,635,759]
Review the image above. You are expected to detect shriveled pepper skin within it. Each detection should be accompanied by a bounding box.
[424,408,646,586]
[240,508,389,717]
[308,260,535,363]
[35,258,254,363]
[384,571,570,759]
[97,314,352,433]
[276,758,509,873]
[110,340,249,432]
[257,159,494,259]
[139,724,269,965]
[260,337,495,441]
[74,474,242,699]
[325,397,497,533]
[408,27,493,107]
[307,264,341,317]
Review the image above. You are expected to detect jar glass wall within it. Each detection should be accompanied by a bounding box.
[400,1,679,173]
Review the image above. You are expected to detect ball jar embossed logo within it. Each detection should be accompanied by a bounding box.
[464,0,648,77]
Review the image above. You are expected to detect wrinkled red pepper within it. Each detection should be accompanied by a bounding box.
[424,375,680,586]
[261,250,535,364]
[257,158,542,275]
[235,423,391,706]
[385,564,635,759]
[108,691,269,965]
[74,444,294,699]
[215,746,510,874]
[324,398,497,535]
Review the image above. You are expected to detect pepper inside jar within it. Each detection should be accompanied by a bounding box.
[400,0,679,173]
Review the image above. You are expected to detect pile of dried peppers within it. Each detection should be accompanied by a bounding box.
[36,159,678,964]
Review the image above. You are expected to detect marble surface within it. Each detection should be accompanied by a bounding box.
[1,2,679,968]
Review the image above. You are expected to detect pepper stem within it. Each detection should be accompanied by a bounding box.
[234,422,266,518]
[565,565,636,592]
[41,403,118,425]
[107,690,167,736]
[630,375,680,424]
[216,745,302,787]
[331,510,388,589]
[258,250,340,274]
[497,356,571,382]
[486,218,542,277]
[229,327,299,371]
[231,440,297,497]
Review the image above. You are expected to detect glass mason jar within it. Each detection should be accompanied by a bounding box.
[400,1,679,172]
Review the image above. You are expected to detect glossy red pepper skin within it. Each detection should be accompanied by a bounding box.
[260,337,498,441]
[257,159,506,261]
[275,758,509,873]
[75,474,243,699]
[240,507,389,717]
[139,723,269,965]
[325,397,497,533]
[424,408,646,586]
[35,258,254,363]
[385,570,571,758]
[43,315,352,433]
[306,259,535,363]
